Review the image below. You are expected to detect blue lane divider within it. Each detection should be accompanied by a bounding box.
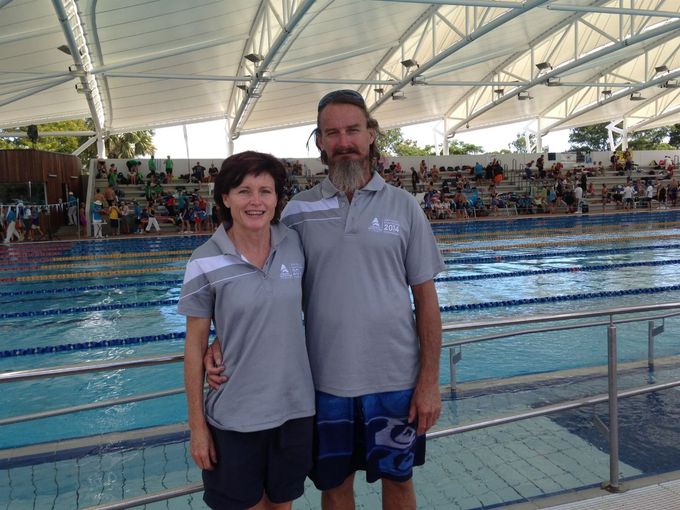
[0,299,179,320]
[0,329,214,358]
[0,280,183,298]
[0,332,188,358]
[435,258,680,282]
[444,243,680,265]
[440,283,680,312]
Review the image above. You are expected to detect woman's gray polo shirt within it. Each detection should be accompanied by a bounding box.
[281,173,445,397]
[178,223,315,432]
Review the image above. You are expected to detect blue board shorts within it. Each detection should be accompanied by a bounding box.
[311,389,425,490]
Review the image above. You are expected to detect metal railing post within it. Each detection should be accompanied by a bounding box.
[449,347,462,393]
[648,320,655,369]
[606,317,620,492]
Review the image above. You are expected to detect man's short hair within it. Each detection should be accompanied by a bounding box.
[313,89,381,165]
[213,151,287,228]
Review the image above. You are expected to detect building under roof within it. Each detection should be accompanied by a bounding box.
[1,0,679,155]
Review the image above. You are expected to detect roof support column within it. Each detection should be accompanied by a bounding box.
[97,134,106,159]
[225,118,234,157]
[535,118,543,153]
[183,125,191,172]
[607,120,624,151]
[442,118,450,155]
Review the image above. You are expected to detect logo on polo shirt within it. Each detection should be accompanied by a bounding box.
[280,263,303,279]
[368,217,400,236]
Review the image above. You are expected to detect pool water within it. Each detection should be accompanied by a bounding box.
[2,225,680,450]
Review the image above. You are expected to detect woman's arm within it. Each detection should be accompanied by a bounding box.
[184,316,216,470]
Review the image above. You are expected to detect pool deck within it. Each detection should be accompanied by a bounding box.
[505,472,680,510]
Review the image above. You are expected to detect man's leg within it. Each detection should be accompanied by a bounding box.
[321,473,355,510]
[382,478,415,510]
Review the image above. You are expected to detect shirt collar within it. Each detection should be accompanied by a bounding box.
[320,171,386,199]
[211,222,291,256]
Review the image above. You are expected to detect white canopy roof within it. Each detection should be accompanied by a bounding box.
[1,0,679,142]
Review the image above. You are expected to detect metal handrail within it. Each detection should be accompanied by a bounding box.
[0,353,183,383]
[80,377,680,510]
[442,309,680,348]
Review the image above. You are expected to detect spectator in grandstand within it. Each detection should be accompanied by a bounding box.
[104,185,117,206]
[536,155,545,179]
[92,200,104,239]
[164,155,173,180]
[622,182,634,209]
[192,162,207,183]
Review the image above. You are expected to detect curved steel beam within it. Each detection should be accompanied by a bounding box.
[369,0,552,112]
[447,19,680,134]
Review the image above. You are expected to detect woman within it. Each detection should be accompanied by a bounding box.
[179,151,314,510]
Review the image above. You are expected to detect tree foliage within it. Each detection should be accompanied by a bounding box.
[569,122,680,151]
[447,139,484,155]
[0,119,155,166]
[568,123,610,152]
[377,128,434,156]
[394,139,434,156]
[508,133,536,153]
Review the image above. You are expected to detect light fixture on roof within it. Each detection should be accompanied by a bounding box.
[392,91,406,100]
[244,53,265,64]
[662,80,680,89]
[57,44,71,55]
[535,61,552,72]
[256,70,272,81]
[401,58,419,69]
[629,92,645,101]
[601,89,612,97]
[236,84,249,91]
[655,65,669,74]
[546,77,561,87]
[493,88,504,96]
[517,91,533,100]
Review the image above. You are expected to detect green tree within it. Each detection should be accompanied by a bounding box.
[669,124,680,147]
[628,127,675,150]
[568,123,610,151]
[508,133,535,153]
[447,139,484,154]
[394,139,434,156]
[0,120,155,166]
[376,128,406,156]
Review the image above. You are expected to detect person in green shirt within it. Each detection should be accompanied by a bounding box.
[148,155,157,175]
[165,155,174,181]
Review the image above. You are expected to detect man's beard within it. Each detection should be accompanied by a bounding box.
[329,158,367,194]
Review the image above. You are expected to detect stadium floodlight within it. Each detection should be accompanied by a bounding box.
[629,92,645,101]
[535,61,552,71]
[401,58,419,68]
[517,91,533,100]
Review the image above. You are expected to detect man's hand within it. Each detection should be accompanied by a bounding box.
[408,381,441,435]
[190,423,217,470]
[204,339,228,390]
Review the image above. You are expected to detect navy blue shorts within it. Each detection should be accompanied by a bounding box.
[202,416,313,510]
[311,389,425,490]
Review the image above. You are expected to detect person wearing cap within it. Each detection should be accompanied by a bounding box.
[67,192,78,226]
[206,90,444,509]
[92,200,104,238]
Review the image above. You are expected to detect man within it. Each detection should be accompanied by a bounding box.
[207,90,444,509]
[164,155,173,179]
[67,192,78,225]
[192,161,206,183]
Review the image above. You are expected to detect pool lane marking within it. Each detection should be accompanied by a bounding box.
[12,266,183,282]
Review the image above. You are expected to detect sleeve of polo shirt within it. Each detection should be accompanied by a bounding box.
[404,196,446,286]
[177,258,214,318]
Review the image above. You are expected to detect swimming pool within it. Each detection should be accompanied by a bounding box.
[3,215,680,450]
[2,212,680,509]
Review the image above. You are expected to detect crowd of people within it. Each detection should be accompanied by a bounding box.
[1,201,48,244]
[368,151,678,219]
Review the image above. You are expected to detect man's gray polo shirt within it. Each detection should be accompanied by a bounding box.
[178,223,315,432]
[281,173,445,397]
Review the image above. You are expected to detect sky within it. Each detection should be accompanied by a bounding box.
[152,118,572,163]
